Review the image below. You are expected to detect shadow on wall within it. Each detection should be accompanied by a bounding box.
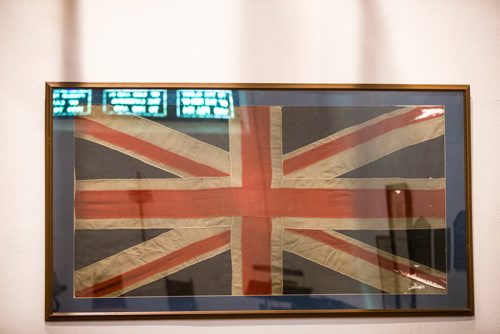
[234,1,398,82]
[62,0,81,80]
[359,0,397,82]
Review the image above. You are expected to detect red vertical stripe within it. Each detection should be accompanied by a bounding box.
[241,217,273,295]
[239,107,273,295]
[240,107,273,189]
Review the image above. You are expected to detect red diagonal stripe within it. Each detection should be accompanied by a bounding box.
[75,230,231,297]
[283,106,443,175]
[287,229,447,289]
[76,117,228,177]
[75,188,445,219]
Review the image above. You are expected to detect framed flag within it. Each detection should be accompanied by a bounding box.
[45,83,473,319]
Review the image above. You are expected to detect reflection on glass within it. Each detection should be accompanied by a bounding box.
[103,89,168,117]
[176,89,234,119]
[453,210,467,271]
[53,89,92,116]
[52,271,67,312]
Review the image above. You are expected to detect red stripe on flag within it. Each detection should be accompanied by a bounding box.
[241,217,272,295]
[76,117,228,177]
[283,106,443,175]
[240,107,273,188]
[271,188,445,219]
[239,107,273,295]
[75,188,445,219]
[75,230,231,297]
[287,229,447,289]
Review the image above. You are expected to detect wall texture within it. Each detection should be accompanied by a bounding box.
[0,0,499,333]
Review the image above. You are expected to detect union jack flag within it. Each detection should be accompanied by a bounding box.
[73,104,447,297]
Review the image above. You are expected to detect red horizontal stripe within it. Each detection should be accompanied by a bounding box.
[75,188,445,219]
[76,117,228,177]
[287,229,447,289]
[75,230,231,297]
[283,106,443,175]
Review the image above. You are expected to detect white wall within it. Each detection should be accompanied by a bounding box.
[0,0,499,333]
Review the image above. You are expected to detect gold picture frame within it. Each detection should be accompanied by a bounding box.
[46,83,473,320]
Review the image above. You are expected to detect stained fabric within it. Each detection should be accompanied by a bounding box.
[74,105,446,297]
